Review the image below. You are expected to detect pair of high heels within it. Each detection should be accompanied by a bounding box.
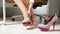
[22,14,58,31]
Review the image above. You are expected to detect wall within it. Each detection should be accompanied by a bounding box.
[0,0,22,16]
[0,0,3,15]
[59,0,60,15]
[49,0,59,15]
[0,0,3,7]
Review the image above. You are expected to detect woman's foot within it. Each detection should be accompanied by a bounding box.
[22,14,33,26]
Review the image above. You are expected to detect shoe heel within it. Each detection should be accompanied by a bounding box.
[53,21,56,31]
[28,14,34,25]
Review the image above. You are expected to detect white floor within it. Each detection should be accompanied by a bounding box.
[0,16,60,34]
[0,24,60,34]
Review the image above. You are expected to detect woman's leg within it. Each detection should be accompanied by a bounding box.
[13,0,28,19]
[14,0,34,26]
[28,3,35,25]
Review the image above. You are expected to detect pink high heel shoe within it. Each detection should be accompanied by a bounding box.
[22,18,30,26]
[22,14,33,26]
[38,14,58,31]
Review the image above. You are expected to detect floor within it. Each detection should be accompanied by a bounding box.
[0,23,60,34]
[0,16,60,34]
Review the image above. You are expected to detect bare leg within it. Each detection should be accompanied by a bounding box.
[13,0,28,19]
[28,3,35,26]
[14,0,35,26]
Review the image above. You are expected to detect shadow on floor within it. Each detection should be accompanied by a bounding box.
[26,26,60,32]
[48,30,60,32]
